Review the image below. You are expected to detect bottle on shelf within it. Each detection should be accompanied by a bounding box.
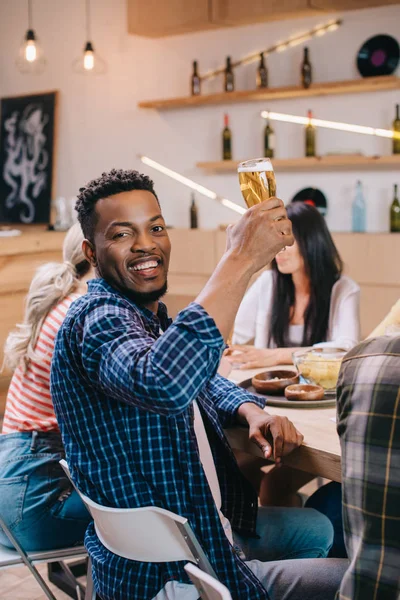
[305,110,316,157]
[190,193,198,229]
[191,60,201,96]
[390,183,400,232]
[224,56,234,93]
[392,104,400,155]
[222,114,232,160]
[352,181,367,233]
[264,112,275,159]
[256,53,268,89]
[301,47,312,89]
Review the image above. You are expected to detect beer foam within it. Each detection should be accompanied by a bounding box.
[237,158,274,173]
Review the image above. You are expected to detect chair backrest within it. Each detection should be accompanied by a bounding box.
[185,563,233,600]
[59,460,217,577]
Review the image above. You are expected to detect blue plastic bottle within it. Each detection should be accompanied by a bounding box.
[352,180,366,232]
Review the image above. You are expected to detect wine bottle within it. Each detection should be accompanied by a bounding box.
[305,110,316,157]
[256,53,268,89]
[301,47,312,89]
[390,183,400,232]
[264,113,275,159]
[224,56,234,93]
[191,60,201,96]
[392,104,400,155]
[222,114,232,160]
[352,181,366,233]
[190,193,198,229]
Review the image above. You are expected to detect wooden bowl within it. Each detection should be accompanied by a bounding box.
[284,384,325,401]
[252,370,299,395]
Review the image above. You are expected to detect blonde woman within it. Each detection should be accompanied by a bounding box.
[0,223,93,551]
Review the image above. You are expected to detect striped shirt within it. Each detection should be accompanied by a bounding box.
[2,294,80,434]
[336,335,400,600]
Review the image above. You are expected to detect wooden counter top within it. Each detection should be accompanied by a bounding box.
[0,226,66,258]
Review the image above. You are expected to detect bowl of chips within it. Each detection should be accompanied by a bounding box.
[292,347,347,394]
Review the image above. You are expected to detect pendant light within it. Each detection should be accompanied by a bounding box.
[16,0,46,74]
[73,0,106,75]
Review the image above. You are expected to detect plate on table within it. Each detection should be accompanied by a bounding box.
[239,378,336,408]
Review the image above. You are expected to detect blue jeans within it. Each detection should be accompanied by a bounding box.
[305,482,347,558]
[153,507,348,600]
[235,506,334,560]
[0,431,91,552]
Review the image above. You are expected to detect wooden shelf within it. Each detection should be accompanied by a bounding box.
[196,154,400,172]
[139,75,400,110]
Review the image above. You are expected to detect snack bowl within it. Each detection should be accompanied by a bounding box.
[252,369,299,395]
[292,347,346,393]
[284,384,325,401]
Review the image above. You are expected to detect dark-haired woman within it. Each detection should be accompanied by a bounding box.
[228,203,360,369]
[226,205,359,539]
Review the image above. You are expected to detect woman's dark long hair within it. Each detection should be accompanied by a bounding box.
[269,202,343,348]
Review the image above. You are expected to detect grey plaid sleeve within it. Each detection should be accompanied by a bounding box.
[336,336,400,600]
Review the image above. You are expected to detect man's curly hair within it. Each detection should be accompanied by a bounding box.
[75,168,159,242]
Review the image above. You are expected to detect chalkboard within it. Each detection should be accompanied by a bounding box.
[0,91,58,224]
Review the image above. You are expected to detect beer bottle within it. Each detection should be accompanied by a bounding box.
[390,184,400,232]
[392,104,400,155]
[191,60,201,96]
[190,193,198,229]
[301,47,312,89]
[224,56,234,92]
[264,113,275,159]
[256,53,268,89]
[222,114,232,160]
[352,181,366,233]
[305,110,316,157]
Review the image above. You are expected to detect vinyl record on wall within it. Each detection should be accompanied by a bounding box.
[356,34,400,77]
[291,188,328,217]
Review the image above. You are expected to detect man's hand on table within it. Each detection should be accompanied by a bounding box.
[237,402,304,464]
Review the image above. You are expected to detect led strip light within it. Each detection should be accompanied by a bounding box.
[140,156,246,215]
[261,110,400,140]
[201,19,342,81]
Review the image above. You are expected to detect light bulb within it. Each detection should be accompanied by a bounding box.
[16,29,46,74]
[25,39,37,62]
[83,50,94,70]
[73,41,106,75]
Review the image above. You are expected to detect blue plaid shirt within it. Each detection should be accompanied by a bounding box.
[51,279,269,600]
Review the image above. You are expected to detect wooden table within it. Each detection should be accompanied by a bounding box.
[225,367,342,482]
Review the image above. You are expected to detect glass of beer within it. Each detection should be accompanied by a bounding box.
[237,158,276,208]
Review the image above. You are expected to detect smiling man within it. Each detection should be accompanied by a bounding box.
[51,169,347,600]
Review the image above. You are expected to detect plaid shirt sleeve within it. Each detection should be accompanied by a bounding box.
[336,336,400,600]
[205,374,265,428]
[80,299,225,416]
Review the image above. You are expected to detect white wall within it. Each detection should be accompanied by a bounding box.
[1,0,399,231]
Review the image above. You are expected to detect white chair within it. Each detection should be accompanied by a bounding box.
[185,563,233,600]
[0,513,87,600]
[60,459,220,599]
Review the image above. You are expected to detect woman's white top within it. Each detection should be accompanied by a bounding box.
[232,270,360,351]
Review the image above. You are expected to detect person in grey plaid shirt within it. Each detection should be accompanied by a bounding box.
[336,334,400,600]
[51,169,348,600]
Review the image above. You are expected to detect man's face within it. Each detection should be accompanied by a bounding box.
[86,189,171,311]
